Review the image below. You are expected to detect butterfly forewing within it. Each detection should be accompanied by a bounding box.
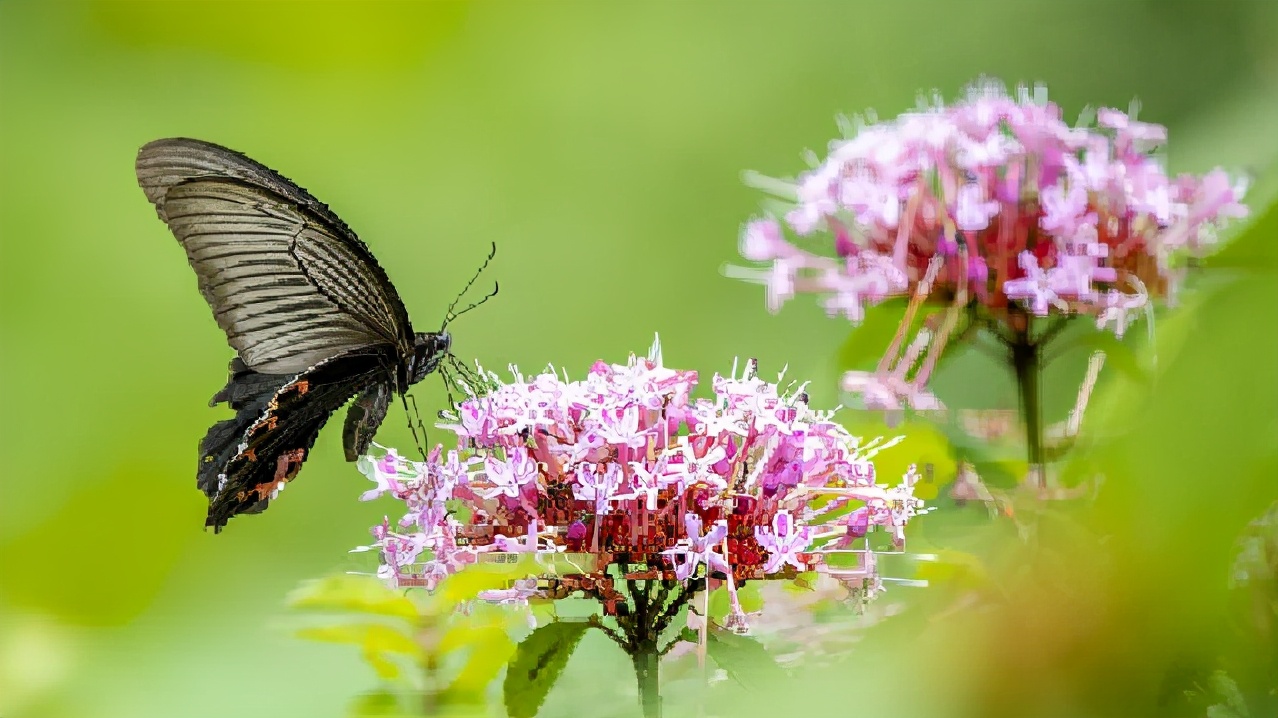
[137,138,414,374]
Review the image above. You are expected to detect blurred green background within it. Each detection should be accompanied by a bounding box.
[2,1,1276,717]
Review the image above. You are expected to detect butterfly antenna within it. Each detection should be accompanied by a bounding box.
[400,393,429,461]
[441,242,498,331]
[443,282,499,330]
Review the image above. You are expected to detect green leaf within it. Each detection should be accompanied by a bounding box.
[737,582,764,614]
[834,297,911,372]
[348,690,410,718]
[501,621,589,718]
[445,498,474,524]
[439,624,518,703]
[705,629,787,687]
[295,623,421,680]
[705,582,762,622]
[912,549,993,590]
[435,564,530,606]
[1209,186,1278,272]
[287,574,418,620]
[1207,670,1250,716]
[787,571,820,592]
[1045,324,1149,385]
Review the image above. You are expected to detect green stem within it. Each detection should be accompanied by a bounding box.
[632,642,662,718]
[612,579,697,718]
[1009,309,1045,485]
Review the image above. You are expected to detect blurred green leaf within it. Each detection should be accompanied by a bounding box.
[1207,670,1250,717]
[1210,190,1278,271]
[913,549,994,590]
[1031,191,1278,712]
[502,621,588,718]
[439,624,518,704]
[287,574,418,620]
[348,690,411,718]
[296,623,421,681]
[706,630,787,688]
[934,422,1024,490]
[834,298,911,373]
[435,565,525,606]
[836,413,957,501]
[706,582,764,623]
[1046,326,1149,386]
[787,571,820,592]
[737,583,764,614]
[445,499,474,525]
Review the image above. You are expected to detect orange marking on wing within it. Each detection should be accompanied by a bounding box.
[243,448,257,462]
[274,448,307,482]
[294,380,310,395]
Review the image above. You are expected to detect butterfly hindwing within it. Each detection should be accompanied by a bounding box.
[202,348,394,531]
[197,362,287,502]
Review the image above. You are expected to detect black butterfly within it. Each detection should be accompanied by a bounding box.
[136,138,491,532]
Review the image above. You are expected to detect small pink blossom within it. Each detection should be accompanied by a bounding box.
[754,510,812,573]
[1003,251,1070,316]
[358,449,406,502]
[481,446,538,500]
[662,514,731,581]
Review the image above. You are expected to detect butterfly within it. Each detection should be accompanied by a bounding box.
[136,138,492,532]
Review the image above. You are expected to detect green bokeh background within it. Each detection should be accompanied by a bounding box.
[2,2,1276,717]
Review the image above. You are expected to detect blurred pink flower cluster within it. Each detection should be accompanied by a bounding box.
[732,80,1248,334]
[351,337,926,628]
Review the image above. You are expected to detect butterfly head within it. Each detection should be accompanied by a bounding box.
[408,331,451,386]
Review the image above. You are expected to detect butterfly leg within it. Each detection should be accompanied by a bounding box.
[401,392,429,460]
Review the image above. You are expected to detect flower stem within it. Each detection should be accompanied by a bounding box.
[1009,308,1045,485]
[632,642,662,718]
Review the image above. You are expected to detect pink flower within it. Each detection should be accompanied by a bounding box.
[662,514,730,581]
[350,338,925,604]
[754,510,812,573]
[572,462,623,510]
[478,578,539,607]
[954,184,1000,232]
[1003,251,1069,316]
[358,449,406,502]
[732,80,1247,334]
[1095,287,1148,338]
[740,218,786,261]
[481,446,538,500]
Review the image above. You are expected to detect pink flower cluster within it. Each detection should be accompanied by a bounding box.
[731,80,1248,335]
[351,337,926,617]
